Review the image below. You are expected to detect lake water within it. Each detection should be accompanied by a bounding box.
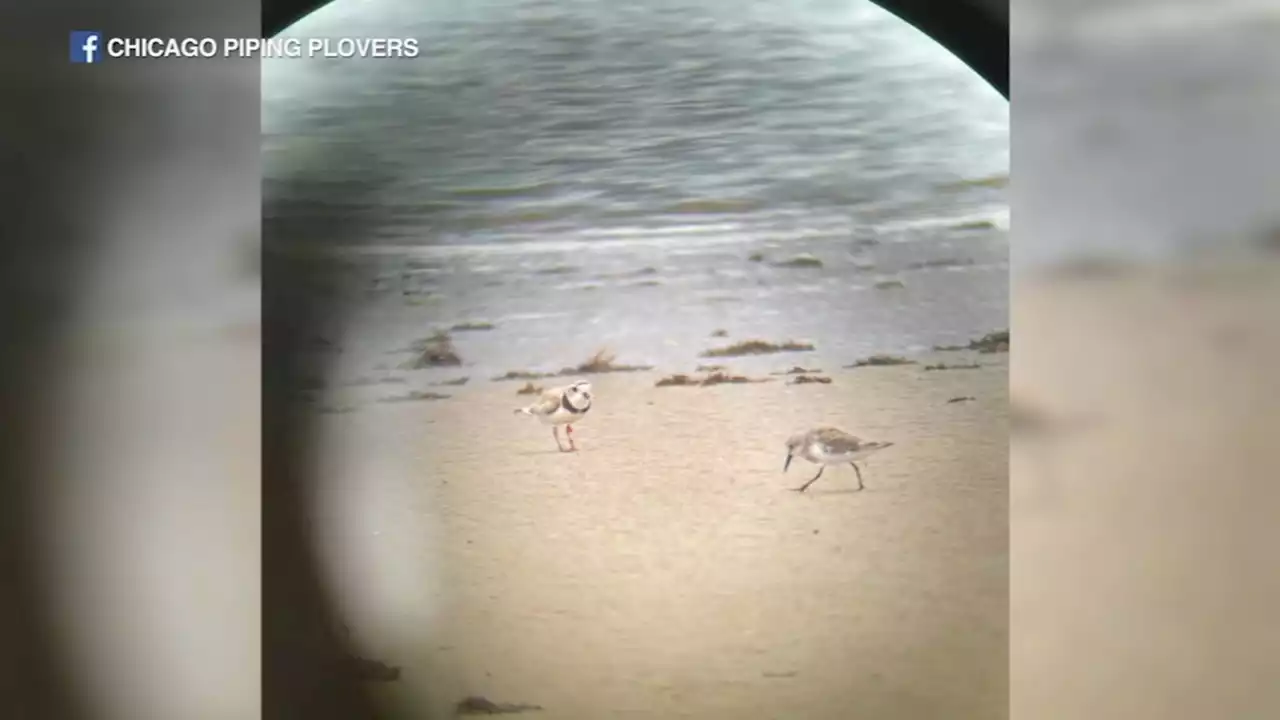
[262,0,1008,383]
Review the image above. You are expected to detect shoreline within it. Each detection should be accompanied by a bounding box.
[306,330,1009,410]
[310,349,1006,413]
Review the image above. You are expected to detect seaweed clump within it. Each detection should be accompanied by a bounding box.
[701,339,815,358]
[493,348,653,382]
[655,371,771,388]
[788,375,832,385]
[933,330,1009,353]
[772,366,822,375]
[924,363,982,371]
[402,331,462,369]
[563,348,652,374]
[456,696,543,715]
[845,355,916,368]
[378,391,451,403]
[492,370,555,382]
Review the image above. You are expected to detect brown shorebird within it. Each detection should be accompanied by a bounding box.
[784,426,894,493]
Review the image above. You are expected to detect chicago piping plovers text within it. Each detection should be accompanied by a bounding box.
[513,379,593,452]
[784,426,894,493]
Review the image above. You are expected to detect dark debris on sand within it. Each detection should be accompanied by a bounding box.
[788,375,832,385]
[565,348,652,374]
[656,371,772,388]
[933,329,1009,354]
[701,339,815,358]
[494,349,653,381]
[702,371,770,386]
[402,331,463,369]
[378,391,451,403]
[655,374,698,387]
[455,696,543,715]
[970,330,1009,353]
[710,329,729,338]
[845,354,916,368]
[433,377,471,386]
[772,366,822,375]
[924,363,982,371]
[493,370,556,382]
[947,396,976,404]
[515,381,543,395]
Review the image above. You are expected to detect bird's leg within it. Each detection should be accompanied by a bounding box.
[553,426,568,452]
[565,424,577,451]
[791,465,825,492]
[850,462,865,491]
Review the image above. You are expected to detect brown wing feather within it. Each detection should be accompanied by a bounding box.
[528,387,563,416]
[812,426,865,453]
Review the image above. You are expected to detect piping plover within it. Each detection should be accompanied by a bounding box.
[784,426,894,493]
[514,379,592,452]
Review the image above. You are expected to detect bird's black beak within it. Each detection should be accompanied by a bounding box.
[784,453,793,472]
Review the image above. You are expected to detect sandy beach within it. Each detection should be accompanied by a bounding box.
[311,354,1007,719]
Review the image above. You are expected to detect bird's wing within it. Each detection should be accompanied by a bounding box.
[527,387,563,416]
[814,427,864,453]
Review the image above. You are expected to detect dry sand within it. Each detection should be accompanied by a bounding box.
[1012,262,1280,720]
[314,359,1008,719]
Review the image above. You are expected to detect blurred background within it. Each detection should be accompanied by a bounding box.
[1012,1,1280,718]
[1015,0,1280,267]
[0,3,262,720]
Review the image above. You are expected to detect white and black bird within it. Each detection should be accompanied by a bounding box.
[784,426,894,493]
[514,380,593,452]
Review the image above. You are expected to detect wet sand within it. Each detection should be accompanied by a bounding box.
[313,358,1008,719]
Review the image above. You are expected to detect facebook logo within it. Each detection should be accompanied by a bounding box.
[70,31,102,63]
